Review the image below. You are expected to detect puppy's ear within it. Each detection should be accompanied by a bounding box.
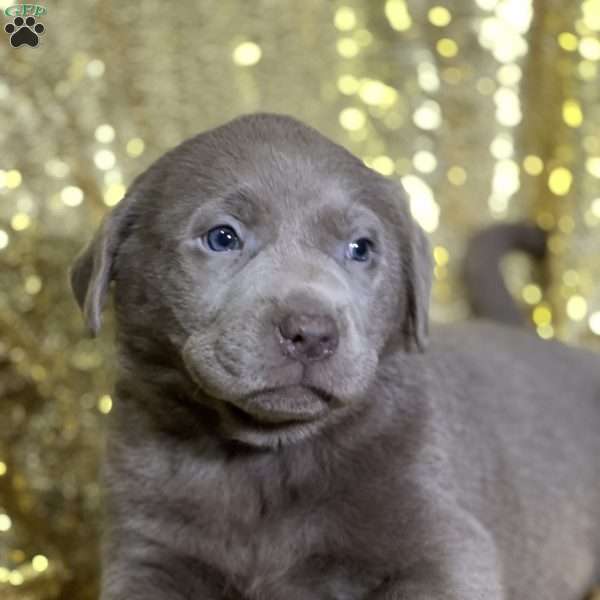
[69,192,137,336]
[403,215,433,353]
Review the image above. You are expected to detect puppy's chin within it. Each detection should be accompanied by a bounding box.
[238,385,337,421]
[216,386,339,448]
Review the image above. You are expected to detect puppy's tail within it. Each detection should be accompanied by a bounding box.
[463,223,547,327]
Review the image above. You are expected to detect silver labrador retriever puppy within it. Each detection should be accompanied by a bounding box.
[70,113,600,600]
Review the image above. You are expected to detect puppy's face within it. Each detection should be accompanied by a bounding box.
[71,114,431,447]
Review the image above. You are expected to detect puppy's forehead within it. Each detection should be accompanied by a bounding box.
[191,116,365,198]
[141,114,396,229]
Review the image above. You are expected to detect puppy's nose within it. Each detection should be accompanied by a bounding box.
[278,313,339,362]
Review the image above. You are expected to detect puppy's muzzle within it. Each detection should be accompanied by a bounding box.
[277,312,339,363]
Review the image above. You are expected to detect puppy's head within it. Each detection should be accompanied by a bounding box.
[70,114,431,447]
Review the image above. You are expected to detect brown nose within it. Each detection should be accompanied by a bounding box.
[278,313,339,362]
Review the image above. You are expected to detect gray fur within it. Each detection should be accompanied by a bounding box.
[70,113,600,600]
[464,223,547,326]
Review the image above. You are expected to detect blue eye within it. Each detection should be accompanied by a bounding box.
[347,238,373,262]
[205,225,242,252]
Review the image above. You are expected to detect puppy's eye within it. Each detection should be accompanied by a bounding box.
[346,238,373,262]
[205,225,242,252]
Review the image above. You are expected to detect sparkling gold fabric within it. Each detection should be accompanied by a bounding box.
[0,1,599,598]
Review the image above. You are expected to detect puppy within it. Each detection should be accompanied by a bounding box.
[70,113,600,600]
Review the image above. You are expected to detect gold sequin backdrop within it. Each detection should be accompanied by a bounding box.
[1,0,600,598]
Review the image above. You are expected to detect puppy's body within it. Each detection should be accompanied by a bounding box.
[101,322,600,600]
[70,114,600,599]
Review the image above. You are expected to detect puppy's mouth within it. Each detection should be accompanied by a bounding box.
[223,385,334,428]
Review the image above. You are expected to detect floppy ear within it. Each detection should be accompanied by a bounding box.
[403,217,433,353]
[69,193,137,336]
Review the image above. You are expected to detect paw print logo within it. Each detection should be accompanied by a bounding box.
[5,16,45,48]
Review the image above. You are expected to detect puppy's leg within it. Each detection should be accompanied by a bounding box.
[370,559,504,600]
[100,535,238,600]
[370,553,504,600]
[100,561,230,600]
[371,509,505,600]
